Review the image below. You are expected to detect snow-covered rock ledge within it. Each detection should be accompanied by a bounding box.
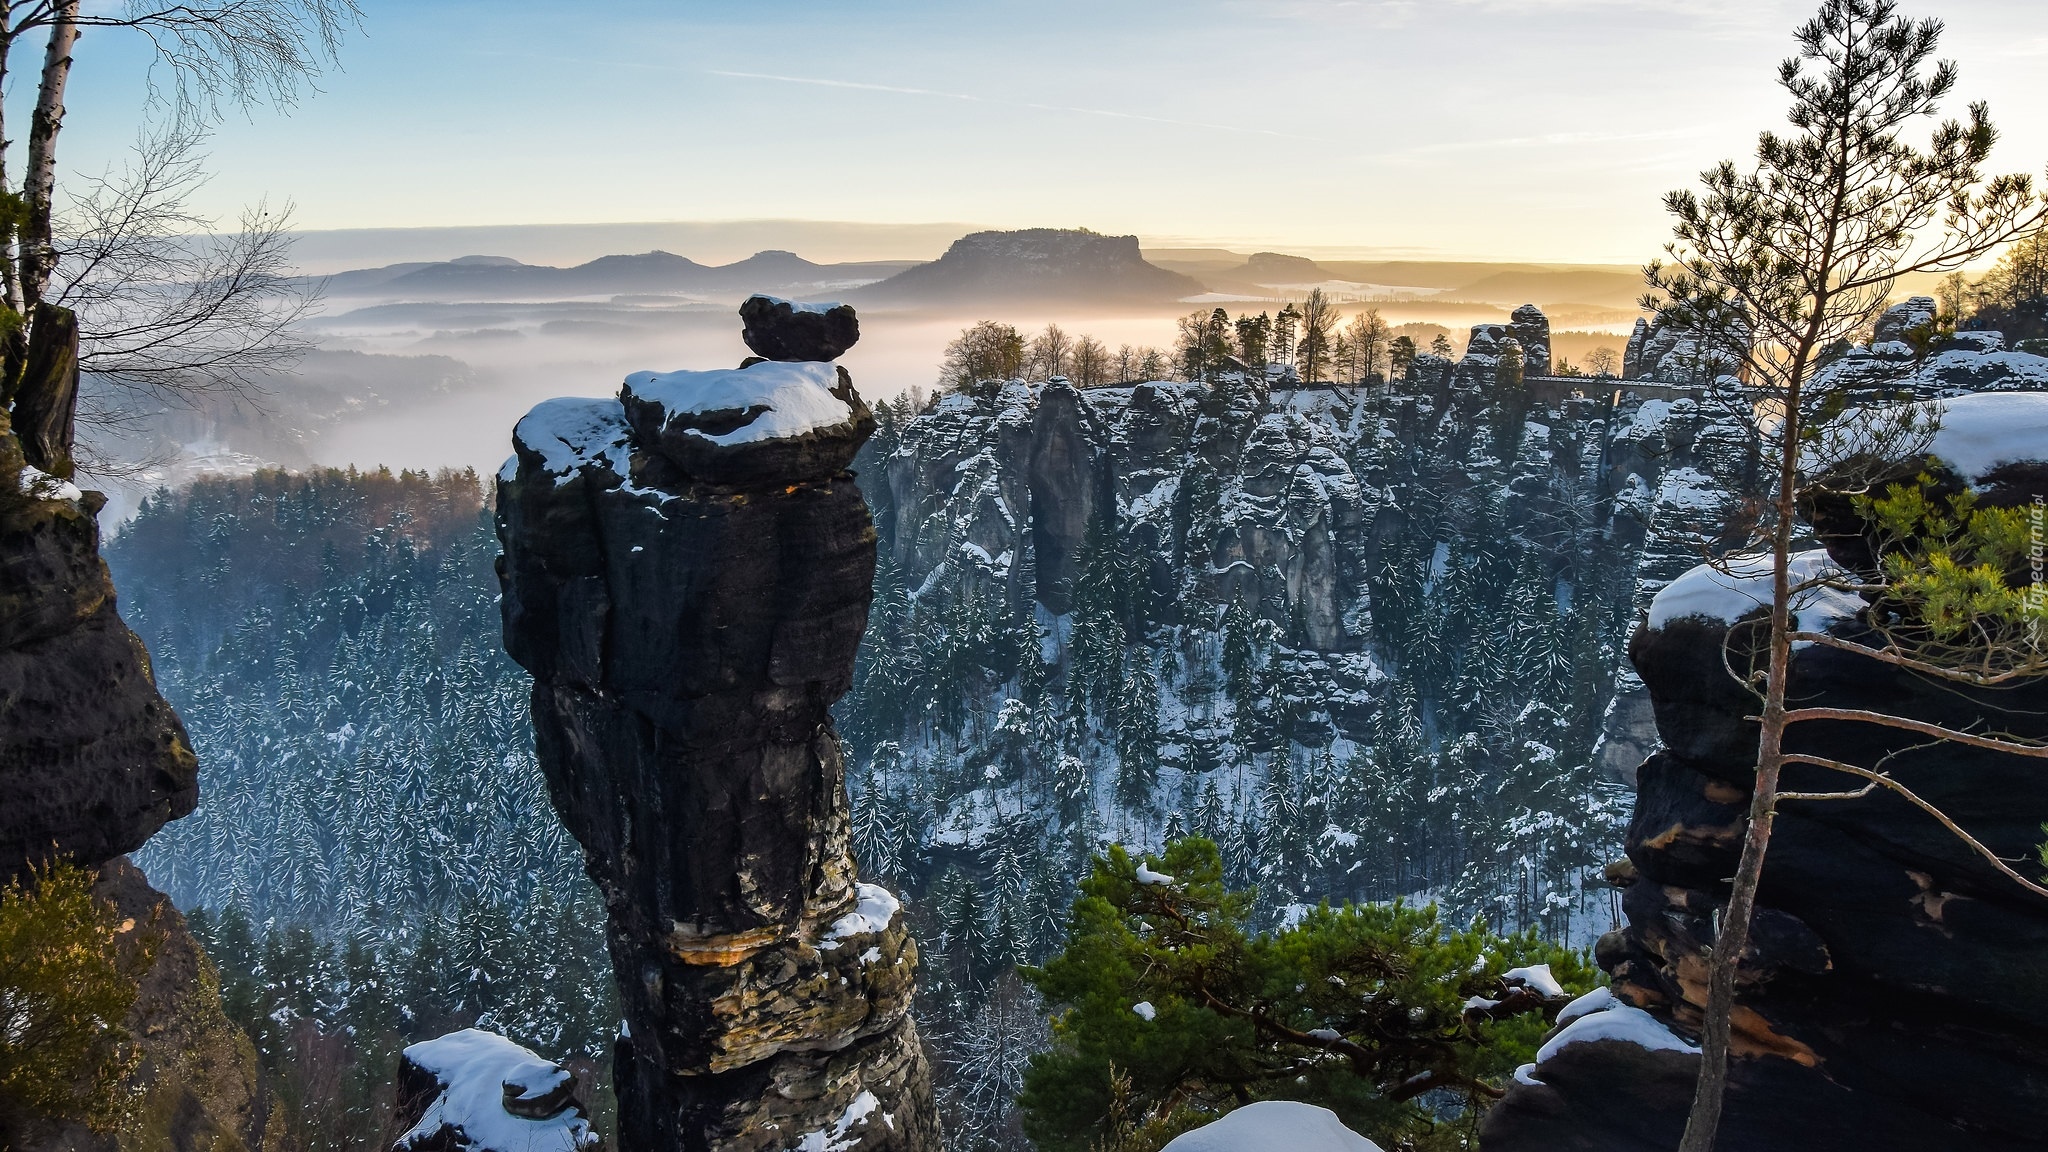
[392,1029,599,1152]
[620,358,873,485]
[1162,1101,1386,1152]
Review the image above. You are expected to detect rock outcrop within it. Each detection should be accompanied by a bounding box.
[1483,393,2048,1151]
[0,403,258,1151]
[857,228,1202,305]
[0,413,197,879]
[1810,296,2048,398]
[496,303,938,1151]
[1508,304,1553,377]
[392,1029,600,1152]
[1622,313,1744,385]
[880,309,1759,772]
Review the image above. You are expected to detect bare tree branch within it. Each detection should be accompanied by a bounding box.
[1779,753,2048,899]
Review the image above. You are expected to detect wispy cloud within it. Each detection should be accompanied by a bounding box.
[707,69,1326,143]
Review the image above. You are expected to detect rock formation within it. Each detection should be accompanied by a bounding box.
[496,298,938,1150]
[856,228,1203,305]
[1811,296,2048,398]
[878,313,1765,776]
[1621,313,1745,385]
[1483,392,2048,1151]
[0,412,198,878]
[1508,304,1553,377]
[0,405,259,1150]
[392,1029,600,1152]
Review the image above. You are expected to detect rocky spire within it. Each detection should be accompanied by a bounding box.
[496,296,938,1151]
[1508,304,1552,376]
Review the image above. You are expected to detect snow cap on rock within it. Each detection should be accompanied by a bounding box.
[1161,1100,1386,1152]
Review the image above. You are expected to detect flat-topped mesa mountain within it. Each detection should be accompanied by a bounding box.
[1,372,258,1147]
[317,249,920,301]
[496,296,937,1151]
[856,228,1204,305]
[1483,390,2048,1152]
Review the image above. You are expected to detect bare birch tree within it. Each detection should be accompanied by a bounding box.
[1644,3,2048,1148]
[0,0,357,476]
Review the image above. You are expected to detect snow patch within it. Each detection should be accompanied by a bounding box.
[1160,1100,1386,1152]
[1135,864,1175,885]
[18,463,83,503]
[1536,1002,1699,1065]
[1501,963,1565,999]
[1648,549,1862,637]
[512,397,631,485]
[397,1029,597,1152]
[795,1089,884,1152]
[820,883,901,949]
[624,360,851,446]
[1556,985,1613,1026]
[1922,391,2048,483]
[757,294,843,315]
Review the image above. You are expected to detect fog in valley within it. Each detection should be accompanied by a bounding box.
[80,221,1660,520]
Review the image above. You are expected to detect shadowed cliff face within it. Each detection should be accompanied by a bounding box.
[0,411,258,1152]
[496,303,937,1151]
[0,415,198,879]
[1482,404,2048,1152]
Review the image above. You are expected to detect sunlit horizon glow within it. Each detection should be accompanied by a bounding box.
[45,0,2048,267]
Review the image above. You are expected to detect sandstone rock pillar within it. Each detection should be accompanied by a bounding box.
[496,298,938,1151]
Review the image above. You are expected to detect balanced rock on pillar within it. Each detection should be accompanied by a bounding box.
[495,300,937,1151]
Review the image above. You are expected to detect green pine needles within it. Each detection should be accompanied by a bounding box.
[0,861,156,1141]
[1018,838,1595,1152]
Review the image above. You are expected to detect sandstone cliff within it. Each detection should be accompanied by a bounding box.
[1482,392,2048,1151]
[496,298,938,1150]
[0,402,260,1150]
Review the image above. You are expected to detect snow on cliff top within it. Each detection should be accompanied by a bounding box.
[1921,391,2048,482]
[398,1029,597,1151]
[1649,548,1862,634]
[1161,1101,1386,1152]
[1536,999,1699,1065]
[507,397,630,484]
[624,360,851,446]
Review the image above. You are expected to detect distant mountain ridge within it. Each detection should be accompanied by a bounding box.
[303,228,1652,311]
[312,248,920,300]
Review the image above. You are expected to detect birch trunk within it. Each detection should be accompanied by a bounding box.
[0,11,22,319]
[22,0,79,311]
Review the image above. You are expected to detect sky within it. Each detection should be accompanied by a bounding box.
[47,0,2048,266]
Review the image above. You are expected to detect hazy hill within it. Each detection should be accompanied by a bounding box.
[857,228,1203,305]
[312,249,920,301]
[1449,268,1643,309]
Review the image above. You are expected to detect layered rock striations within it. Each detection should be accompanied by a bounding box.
[496,298,937,1150]
[1483,393,2048,1151]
